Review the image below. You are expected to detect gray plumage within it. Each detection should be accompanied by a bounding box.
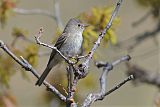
[36,18,86,86]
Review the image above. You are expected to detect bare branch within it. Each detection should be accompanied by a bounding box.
[14,0,64,31]
[0,40,66,102]
[13,8,56,19]
[66,66,72,97]
[81,55,132,107]
[132,10,152,27]
[54,0,64,31]
[66,66,79,107]
[99,55,131,94]
[80,0,124,77]
[126,63,160,88]
[117,20,160,51]
[34,27,74,65]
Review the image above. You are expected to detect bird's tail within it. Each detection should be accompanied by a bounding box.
[35,67,52,86]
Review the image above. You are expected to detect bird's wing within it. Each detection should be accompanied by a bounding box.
[46,32,69,66]
[54,32,68,49]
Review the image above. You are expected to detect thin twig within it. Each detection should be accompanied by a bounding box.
[117,21,160,51]
[0,40,66,102]
[11,36,35,48]
[132,10,152,27]
[11,36,18,47]
[13,8,56,19]
[104,75,134,96]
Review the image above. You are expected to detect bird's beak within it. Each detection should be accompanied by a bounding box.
[83,24,90,27]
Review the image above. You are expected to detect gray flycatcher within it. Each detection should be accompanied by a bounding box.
[36,18,87,86]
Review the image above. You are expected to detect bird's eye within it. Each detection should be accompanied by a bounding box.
[78,24,81,27]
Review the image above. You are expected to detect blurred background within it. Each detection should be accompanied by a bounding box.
[0,0,160,107]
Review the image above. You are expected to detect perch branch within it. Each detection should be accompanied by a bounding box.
[34,27,74,65]
[66,66,72,97]
[0,40,66,102]
[66,66,79,107]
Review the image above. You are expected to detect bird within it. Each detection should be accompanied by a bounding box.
[36,18,87,86]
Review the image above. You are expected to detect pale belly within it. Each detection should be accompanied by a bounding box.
[60,34,83,57]
[49,34,83,67]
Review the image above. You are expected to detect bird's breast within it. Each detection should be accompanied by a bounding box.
[60,33,83,56]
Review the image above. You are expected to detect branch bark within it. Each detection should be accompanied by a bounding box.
[79,0,124,78]
[0,40,66,102]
